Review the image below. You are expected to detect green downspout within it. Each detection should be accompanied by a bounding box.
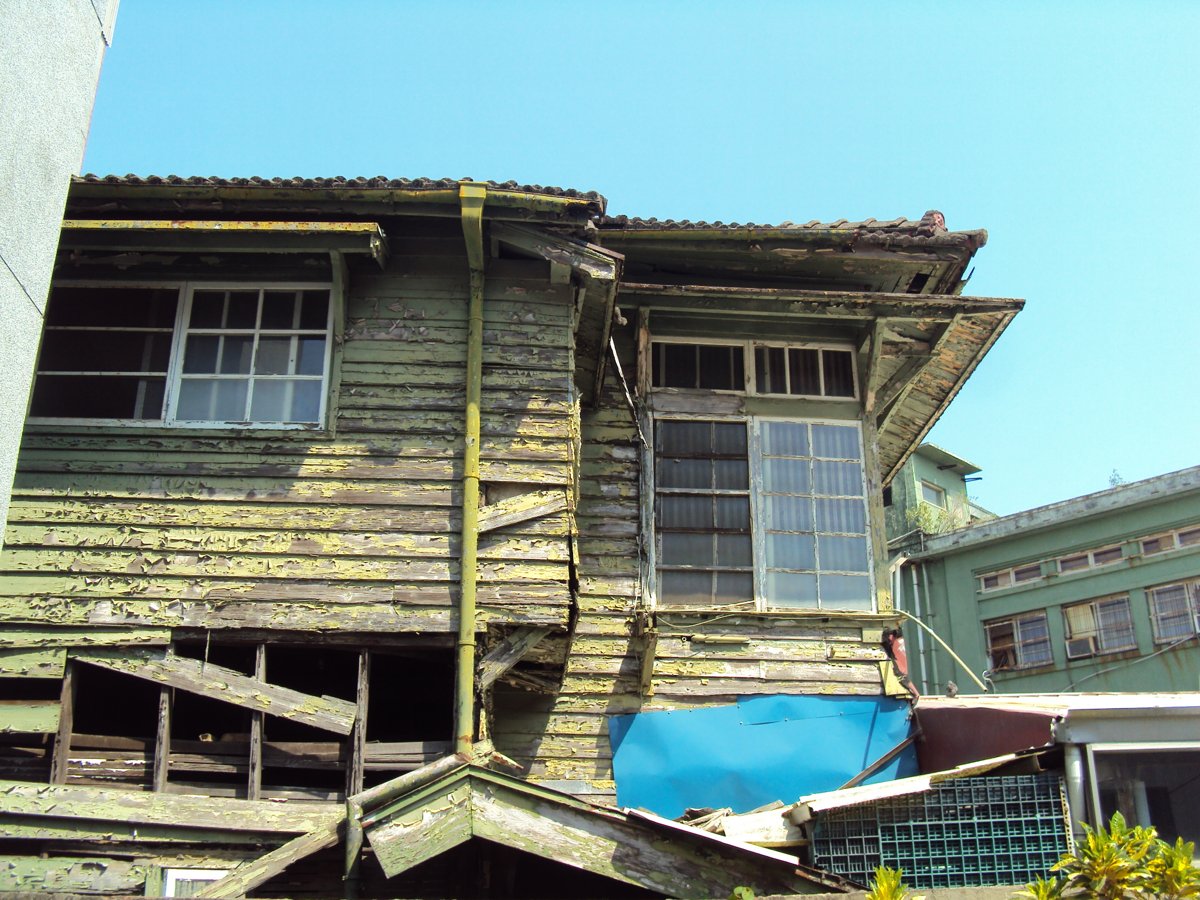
[456,183,487,754]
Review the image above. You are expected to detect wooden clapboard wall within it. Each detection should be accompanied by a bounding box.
[492,321,893,806]
[0,221,576,638]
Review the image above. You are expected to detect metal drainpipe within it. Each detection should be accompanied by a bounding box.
[455,183,487,754]
[920,561,941,691]
[907,563,929,695]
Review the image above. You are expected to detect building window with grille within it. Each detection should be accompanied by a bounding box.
[1147,579,1200,644]
[1063,595,1137,659]
[984,612,1053,670]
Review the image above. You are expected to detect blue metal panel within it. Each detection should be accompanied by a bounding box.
[609,695,917,818]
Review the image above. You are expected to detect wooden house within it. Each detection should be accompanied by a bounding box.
[0,175,1021,896]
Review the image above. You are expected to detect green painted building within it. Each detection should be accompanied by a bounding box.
[884,443,993,543]
[895,465,1200,695]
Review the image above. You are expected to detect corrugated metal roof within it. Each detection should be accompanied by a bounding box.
[73,173,605,201]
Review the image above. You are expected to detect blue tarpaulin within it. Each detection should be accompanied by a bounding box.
[609,695,917,818]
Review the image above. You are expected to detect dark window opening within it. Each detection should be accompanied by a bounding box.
[822,349,856,397]
[907,272,931,294]
[882,486,893,507]
[652,342,743,390]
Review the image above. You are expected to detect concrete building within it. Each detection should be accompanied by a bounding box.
[884,443,993,543]
[896,466,1200,695]
[0,0,119,548]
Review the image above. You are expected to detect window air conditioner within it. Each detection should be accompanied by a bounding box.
[1066,636,1097,659]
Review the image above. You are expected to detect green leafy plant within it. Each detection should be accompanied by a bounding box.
[867,865,925,900]
[1014,812,1200,899]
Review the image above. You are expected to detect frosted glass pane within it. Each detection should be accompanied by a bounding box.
[715,572,753,604]
[658,458,710,489]
[816,498,866,534]
[658,496,711,529]
[764,457,810,494]
[762,421,808,457]
[250,380,288,422]
[714,459,748,490]
[820,574,873,609]
[660,533,714,566]
[289,380,322,423]
[715,497,750,531]
[717,534,752,567]
[713,422,747,455]
[819,535,869,572]
[814,460,863,496]
[812,424,860,460]
[175,379,214,419]
[297,337,326,375]
[659,571,712,605]
[214,380,249,420]
[765,496,812,531]
[658,421,710,455]
[766,533,815,570]
[765,572,818,607]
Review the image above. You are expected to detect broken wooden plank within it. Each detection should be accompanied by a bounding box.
[0,779,340,833]
[366,781,473,877]
[154,685,171,792]
[195,817,343,899]
[71,648,356,735]
[347,650,369,795]
[477,489,568,533]
[49,662,73,783]
[0,647,65,678]
[0,700,60,734]
[721,806,806,847]
[0,626,170,648]
[248,644,266,801]
[477,627,551,688]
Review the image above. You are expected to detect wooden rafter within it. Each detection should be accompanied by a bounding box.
[477,627,552,689]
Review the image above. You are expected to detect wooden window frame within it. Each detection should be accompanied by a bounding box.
[29,279,337,430]
[648,337,859,401]
[652,413,874,612]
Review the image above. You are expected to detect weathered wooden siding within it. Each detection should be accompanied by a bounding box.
[0,238,578,637]
[494,322,892,805]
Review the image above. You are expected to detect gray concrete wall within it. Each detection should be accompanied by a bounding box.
[0,0,118,547]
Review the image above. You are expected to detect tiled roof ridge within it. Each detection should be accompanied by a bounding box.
[600,209,956,235]
[73,173,605,201]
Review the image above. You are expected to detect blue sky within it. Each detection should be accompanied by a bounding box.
[83,1,1200,515]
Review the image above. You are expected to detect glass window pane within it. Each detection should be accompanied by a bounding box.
[814,460,863,496]
[812,424,860,460]
[715,497,750,531]
[261,291,297,329]
[822,349,856,397]
[657,458,711,490]
[766,533,815,570]
[190,291,224,328]
[225,291,259,329]
[714,459,748,490]
[699,345,741,390]
[765,572,818,607]
[176,379,214,420]
[255,337,292,375]
[660,533,714,567]
[712,422,747,456]
[658,495,712,529]
[659,571,712,606]
[717,534,752,568]
[762,421,808,457]
[296,337,326,376]
[715,572,753,605]
[765,496,813,532]
[139,379,166,419]
[763,457,811,494]
[788,348,820,395]
[819,535,869,572]
[658,421,710,455]
[820,574,873,609]
[220,336,254,374]
[756,346,787,393]
[816,498,866,534]
[249,380,288,422]
[660,344,696,388]
[299,291,330,329]
[289,380,322,423]
[182,336,219,374]
[214,379,249,420]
